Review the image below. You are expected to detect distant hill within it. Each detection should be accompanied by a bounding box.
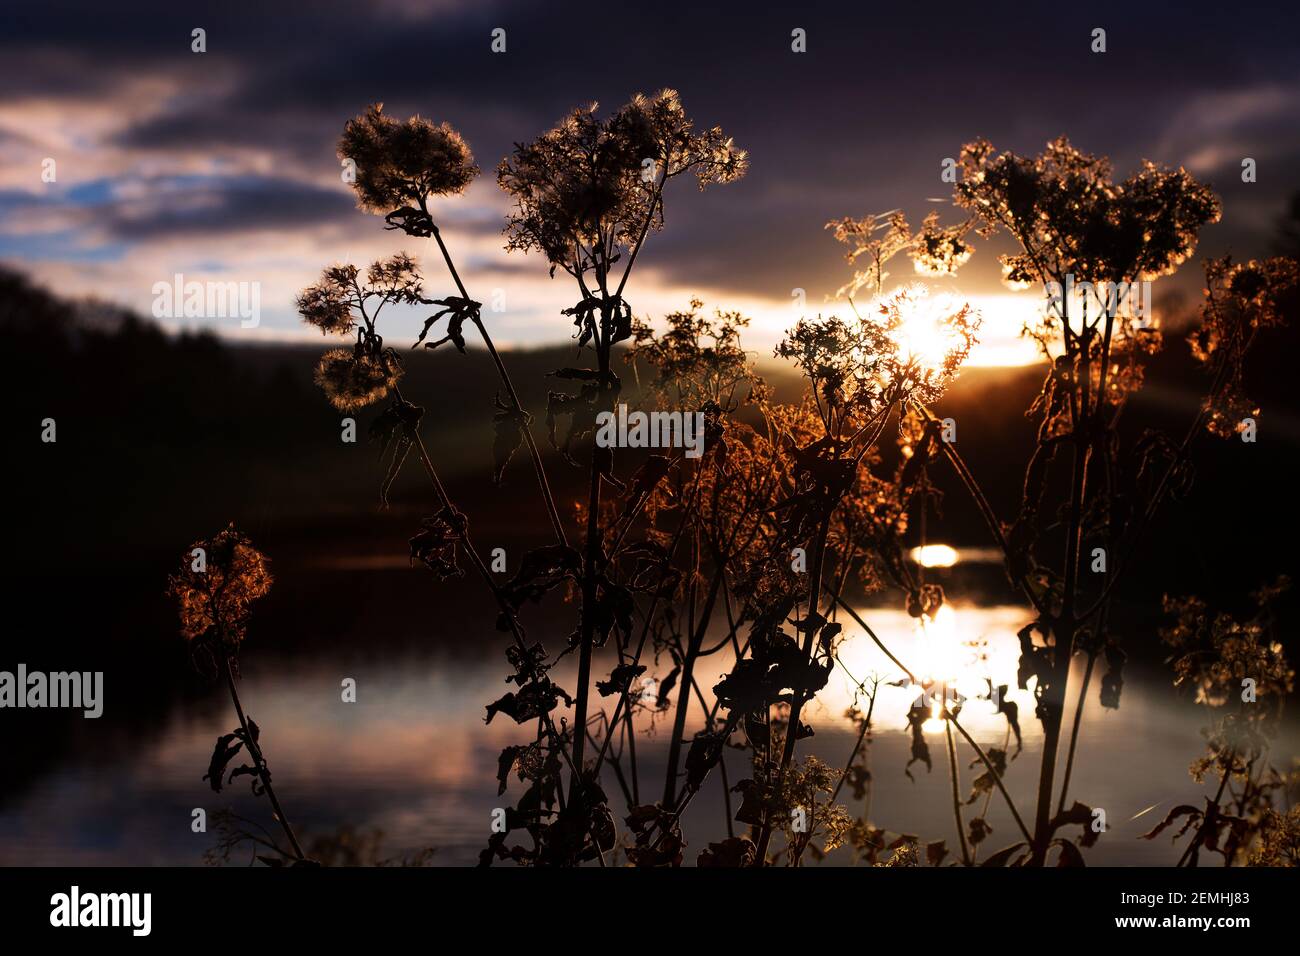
[3,263,1297,607]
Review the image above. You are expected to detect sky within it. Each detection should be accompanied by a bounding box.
[2,0,1298,365]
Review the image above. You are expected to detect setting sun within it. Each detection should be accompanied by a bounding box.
[888,286,976,372]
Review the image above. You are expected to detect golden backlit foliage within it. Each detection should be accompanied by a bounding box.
[1192,256,1300,438]
[168,524,273,651]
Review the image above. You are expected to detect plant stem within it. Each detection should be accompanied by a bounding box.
[394,384,578,776]
[912,401,1050,619]
[1178,758,1234,867]
[946,715,972,866]
[570,448,602,789]
[662,572,724,807]
[1030,419,1091,865]
[829,672,876,807]
[752,511,831,865]
[222,654,306,862]
[425,220,567,546]
[1056,648,1097,815]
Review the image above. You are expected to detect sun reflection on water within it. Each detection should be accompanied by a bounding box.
[908,544,959,568]
[821,603,1036,740]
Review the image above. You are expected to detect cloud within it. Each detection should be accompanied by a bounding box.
[1,0,1296,356]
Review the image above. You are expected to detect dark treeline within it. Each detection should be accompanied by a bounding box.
[4,263,1299,637]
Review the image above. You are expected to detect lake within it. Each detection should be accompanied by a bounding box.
[3,538,1290,868]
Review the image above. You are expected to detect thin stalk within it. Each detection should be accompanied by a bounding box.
[828,668,877,806]
[394,384,577,778]
[1077,333,1248,621]
[946,715,972,866]
[1056,648,1097,815]
[424,217,567,546]
[788,668,876,867]
[912,401,1050,619]
[590,461,710,777]
[662,572,724,807]
[570,456,603,783]
[222,654,306,862]
[1029,441,1089,865]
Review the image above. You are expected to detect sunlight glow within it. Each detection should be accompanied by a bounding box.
[908,544,959,568]
[818,603,1038,741]
[913,604,962,684]
[888,286,971,373]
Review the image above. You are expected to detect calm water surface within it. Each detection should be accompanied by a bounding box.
[2,559,1293,866]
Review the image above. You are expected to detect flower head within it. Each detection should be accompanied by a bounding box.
[314,347,402,411]
[1191,256,1298,439]
[777,286,980,418]
[825,210,912,300]
[339,104,479,218]
[626,299,766,410]
[955,137,1221,289]
[497,90,746,277]
[910,211,974,276]
[168,525,273,651]
[296,266,358,335]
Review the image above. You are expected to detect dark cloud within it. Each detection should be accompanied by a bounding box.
[3,0,1298,309]
[94,177,356,239]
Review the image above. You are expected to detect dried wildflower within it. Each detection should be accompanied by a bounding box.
[497,89,746,278]
[1160,575,1293,844]
[296,270,357,335]
[365,250,425,301]
[826,210,913,300]
[776,314,884,419]
[734,755,855,862]
[955,137,1221,290]
[168,525,272,652]
[314,347,402,412]
[296,255,426,338]
[339,104,478,224]
[1247,806,1300,866]
[876,285,980,405]
[1203,385,1259,440]
[910,211,975,276]
[627,299,766,410]
[297,255,427,411]
[1160,582,1293,710]
[777,285,979,420]
[876,841,920,867]
[1191,256,1298,439]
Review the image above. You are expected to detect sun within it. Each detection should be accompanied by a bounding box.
[886,284,976,374]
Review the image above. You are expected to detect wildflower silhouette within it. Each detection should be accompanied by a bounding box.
[496,89,747,821]
[297,99,1297,868]
[339,103,477,236]
[338,105,566,536]
[827,210,975,299]
[298,255,427,413]
[816,137,1299,868]
[168,526,310,864]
